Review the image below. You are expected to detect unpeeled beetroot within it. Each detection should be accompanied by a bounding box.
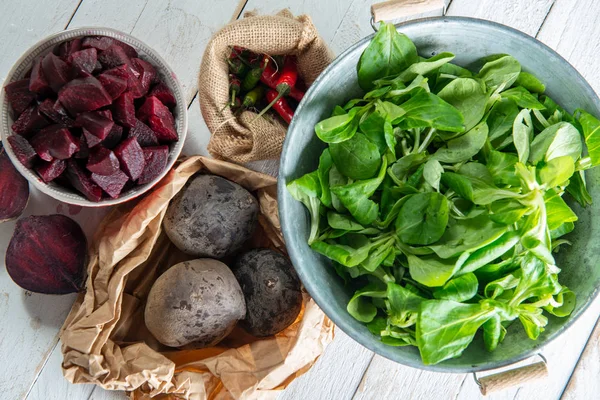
[6,215,87,294]
[149,82,176,108]
[128,119,158,146]
[137,145,169,185]
[0,142,29,222]
[113,91,136,128]
[75,111,114,141]
[66,159,102,201]
[4,79,35,117]
[42,53,70,92]
[36,158,66,182]
[137,96,177,141]
[91,169,129,198]
[58,76,112,114]
[7,135,37,168]
[82,36,137,58]
[114,138,145,180]
[87,146,119,175]
[12,105,49,136]
[69,48,98,75]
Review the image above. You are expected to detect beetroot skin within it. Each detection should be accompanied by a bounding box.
[0,142,29,222]
[6,215,87,294]
[8,135,37,168]
[114,138,145,180]
[138,145,169,185]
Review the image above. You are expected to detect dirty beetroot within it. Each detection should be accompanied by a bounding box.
[3,35,179,201]
[6,215,87,294]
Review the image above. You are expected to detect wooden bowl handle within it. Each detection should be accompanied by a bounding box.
[371,0,446,23]
[474,355,549,396]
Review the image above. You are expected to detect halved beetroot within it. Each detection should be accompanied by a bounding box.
[137,96,177,141]
[29,57,51,94]
[74,134,90,158]
[58,76,112,114]
[98,44,132,70]
[38,99,75,127]
[7,135,37,168]
[36,159,66,182]
[69,48,98,75]
[75,112,114,141]
[113,92,136,128]
[42,53,70,93]
[149,82,176,108]
[114,138,145,180]
[130,58,156,97]
[87,146,119,176]
[58,38,82,61]
[103,124,123,149]
[97,70,127,100]
[4,79,35,117]
[137,145,169,185]
[6,214,87,294]
[66,159,102,201]
[91,169,129,198]
[12,105,49,137]
[0,142,29,222]
[128,119,158,146]
[82,36,137,58]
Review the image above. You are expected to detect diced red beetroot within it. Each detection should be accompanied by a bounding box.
[82,128,101,148]
[58,38,82,61]
[74,134,90,158]
[137,96,177,141]
[36,159,66,182]
[114,138,145,180]
[38,99,75,127]
[12,105,50,137]
[30,126,79,160]
[93,61,102,73]
[75,112,114,141]
[4,79,35,117]
[69,48,98,75]
[82,36,138,58]
[58,76,112,114]
[130,58,156,97]
[91,169,129,198]
[128,119,158,146]
[86,146,119,176]
[7,135,37,168]
[29,57,51,95]
[97,71,127,100]
[0,143,29,222]
[103,124,123,149]
[113,92,136,128]
[149,82,176,108]
[66,159,102,201]
[42,53,70,93]
[137,145,169,185]
[98,44,132,70]
[100,64,140,96]
[95,109,113,121]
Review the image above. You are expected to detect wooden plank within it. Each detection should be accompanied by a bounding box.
[561,315,600,400]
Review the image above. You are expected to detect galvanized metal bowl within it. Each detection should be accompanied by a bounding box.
[279,17,600,372]
[0,27,188,207]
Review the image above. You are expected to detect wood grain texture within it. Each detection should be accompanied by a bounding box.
[562,314,600,400]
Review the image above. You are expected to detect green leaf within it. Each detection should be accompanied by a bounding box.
[327,211,365,231]
[433,121,488,163]
[529,122,583,164]
[514,71,545,94]
[510,253,561,306]
[317,149,333,208]
[484,274,519,299]
[357,22,418,90]
[441,172,521,205]
[544,188,578,231]
[460,231,521,274]
[386,282,425,327]
[477,55,521,91]
[417,300,496,365]
[513,109,533,164]
[438,78,488,131]
[550,221,575,240]
[385,75,430,98]
[433,273,478,302]
[315,110,358,143]
[347,284,387,322]
[397,90,465,132]
[396,192,449,245]
[330,132,382,180]
[538,156,575,188]
[486,150,520,187]
[488,99,520,143]
[383,119,397,156]
[566,170,592,207]
[376,100,406,124]
[287,171,322,244]
[489,199,529,225]
[543,287,576,317]
[396,52,455,83]
[576,109,600,166]
[407,254,459,287]
[423,159,444,191]
[329,165,348,212]
[388,153,427,184]
[483,315,506,352]
[501,86,545,109]
[359,110,388,154]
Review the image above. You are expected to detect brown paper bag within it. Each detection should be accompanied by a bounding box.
[199,10,334,164]
[60,156,334,399]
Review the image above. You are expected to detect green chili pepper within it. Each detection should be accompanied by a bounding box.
[242,67,264,92]
[243,86,265,108]
[228,58,247,76]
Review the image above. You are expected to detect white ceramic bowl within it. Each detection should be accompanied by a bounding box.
[0,27,188,207]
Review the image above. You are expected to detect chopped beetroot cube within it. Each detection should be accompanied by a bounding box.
[97,71,127,100]
[128,119,158,146]
[4,79,35,117]
[7,135,37,168]
[87,146,119,176]
[130,58,156,97]
[57,38,82,61]
[91,169,129,198]
[58,76,112,114]
[69,48,98,75]
[74,134,90,158]
[114,138,144,180]
[149,82,176,108]
[75,112,114,141]
[113,92,136,128]
[137,145,169,185]
[98,44,132,70]
[38,99,75,127]
[103,124,123,149]
[42,53,70,93]
[95,109,113,121]
[31,125,79,160]
[36,159,66,182]
[12,105,50,137]
[83,128,102,148]
[82,36,138,58]
[66,159,102,201]
[137,96,177,141]
[29,57,51,95]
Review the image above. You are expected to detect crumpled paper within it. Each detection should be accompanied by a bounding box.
[60,156,335,399]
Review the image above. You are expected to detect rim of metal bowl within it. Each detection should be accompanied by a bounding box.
[0,27,188,207]
[279,16,600,373]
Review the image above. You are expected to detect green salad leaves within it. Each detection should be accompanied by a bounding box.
[288,22,600,365]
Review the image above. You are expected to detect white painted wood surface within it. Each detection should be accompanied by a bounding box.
[0,0,599,399]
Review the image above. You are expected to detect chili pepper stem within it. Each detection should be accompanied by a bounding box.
[250,90,285,123]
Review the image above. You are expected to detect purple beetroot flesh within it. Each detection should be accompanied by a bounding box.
[130,58,157,97]
[38,99,75,127]
[36,159,67,182]
[137,145,169,185]
[114,137,145,181]
[82,36,138,58]
[6,215,87,294]
[42,53,70,93]
[103,124,123,149]
[83,128,102,148]
[98,70,128,100]
[113,91,136,128]
[69,48,98,75]
[58,76,112,114]
[7,135,37,168]
[30,125,79,160]
[12,105,50,137]
[0,142,29,222]
[4,79,35,117]
[98,44,132,70]
[149,82,176,108]
[86,146,119,176]
[29,57,51,95]
[128,119,158,146]
[74,134,90,158]
[96,109,113,120]
[75,111,114,141]
[137,96,177,141]
[58,38,82,61]
[91,169,129,198]
[66,159,103,201]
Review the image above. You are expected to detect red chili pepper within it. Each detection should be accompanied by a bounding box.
[260,56,305,102]
[276,56,298,96]
[265,88,293,124]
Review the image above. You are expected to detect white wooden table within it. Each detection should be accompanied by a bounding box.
[1,0,599,399]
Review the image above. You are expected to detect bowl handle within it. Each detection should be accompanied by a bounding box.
[371,0,446,24]
[473,354,548,395]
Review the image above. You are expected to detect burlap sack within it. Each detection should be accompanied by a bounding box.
[199,10,334,164]
[60,156,334,399]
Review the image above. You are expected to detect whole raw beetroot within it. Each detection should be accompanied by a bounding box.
[6,215,87,294]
